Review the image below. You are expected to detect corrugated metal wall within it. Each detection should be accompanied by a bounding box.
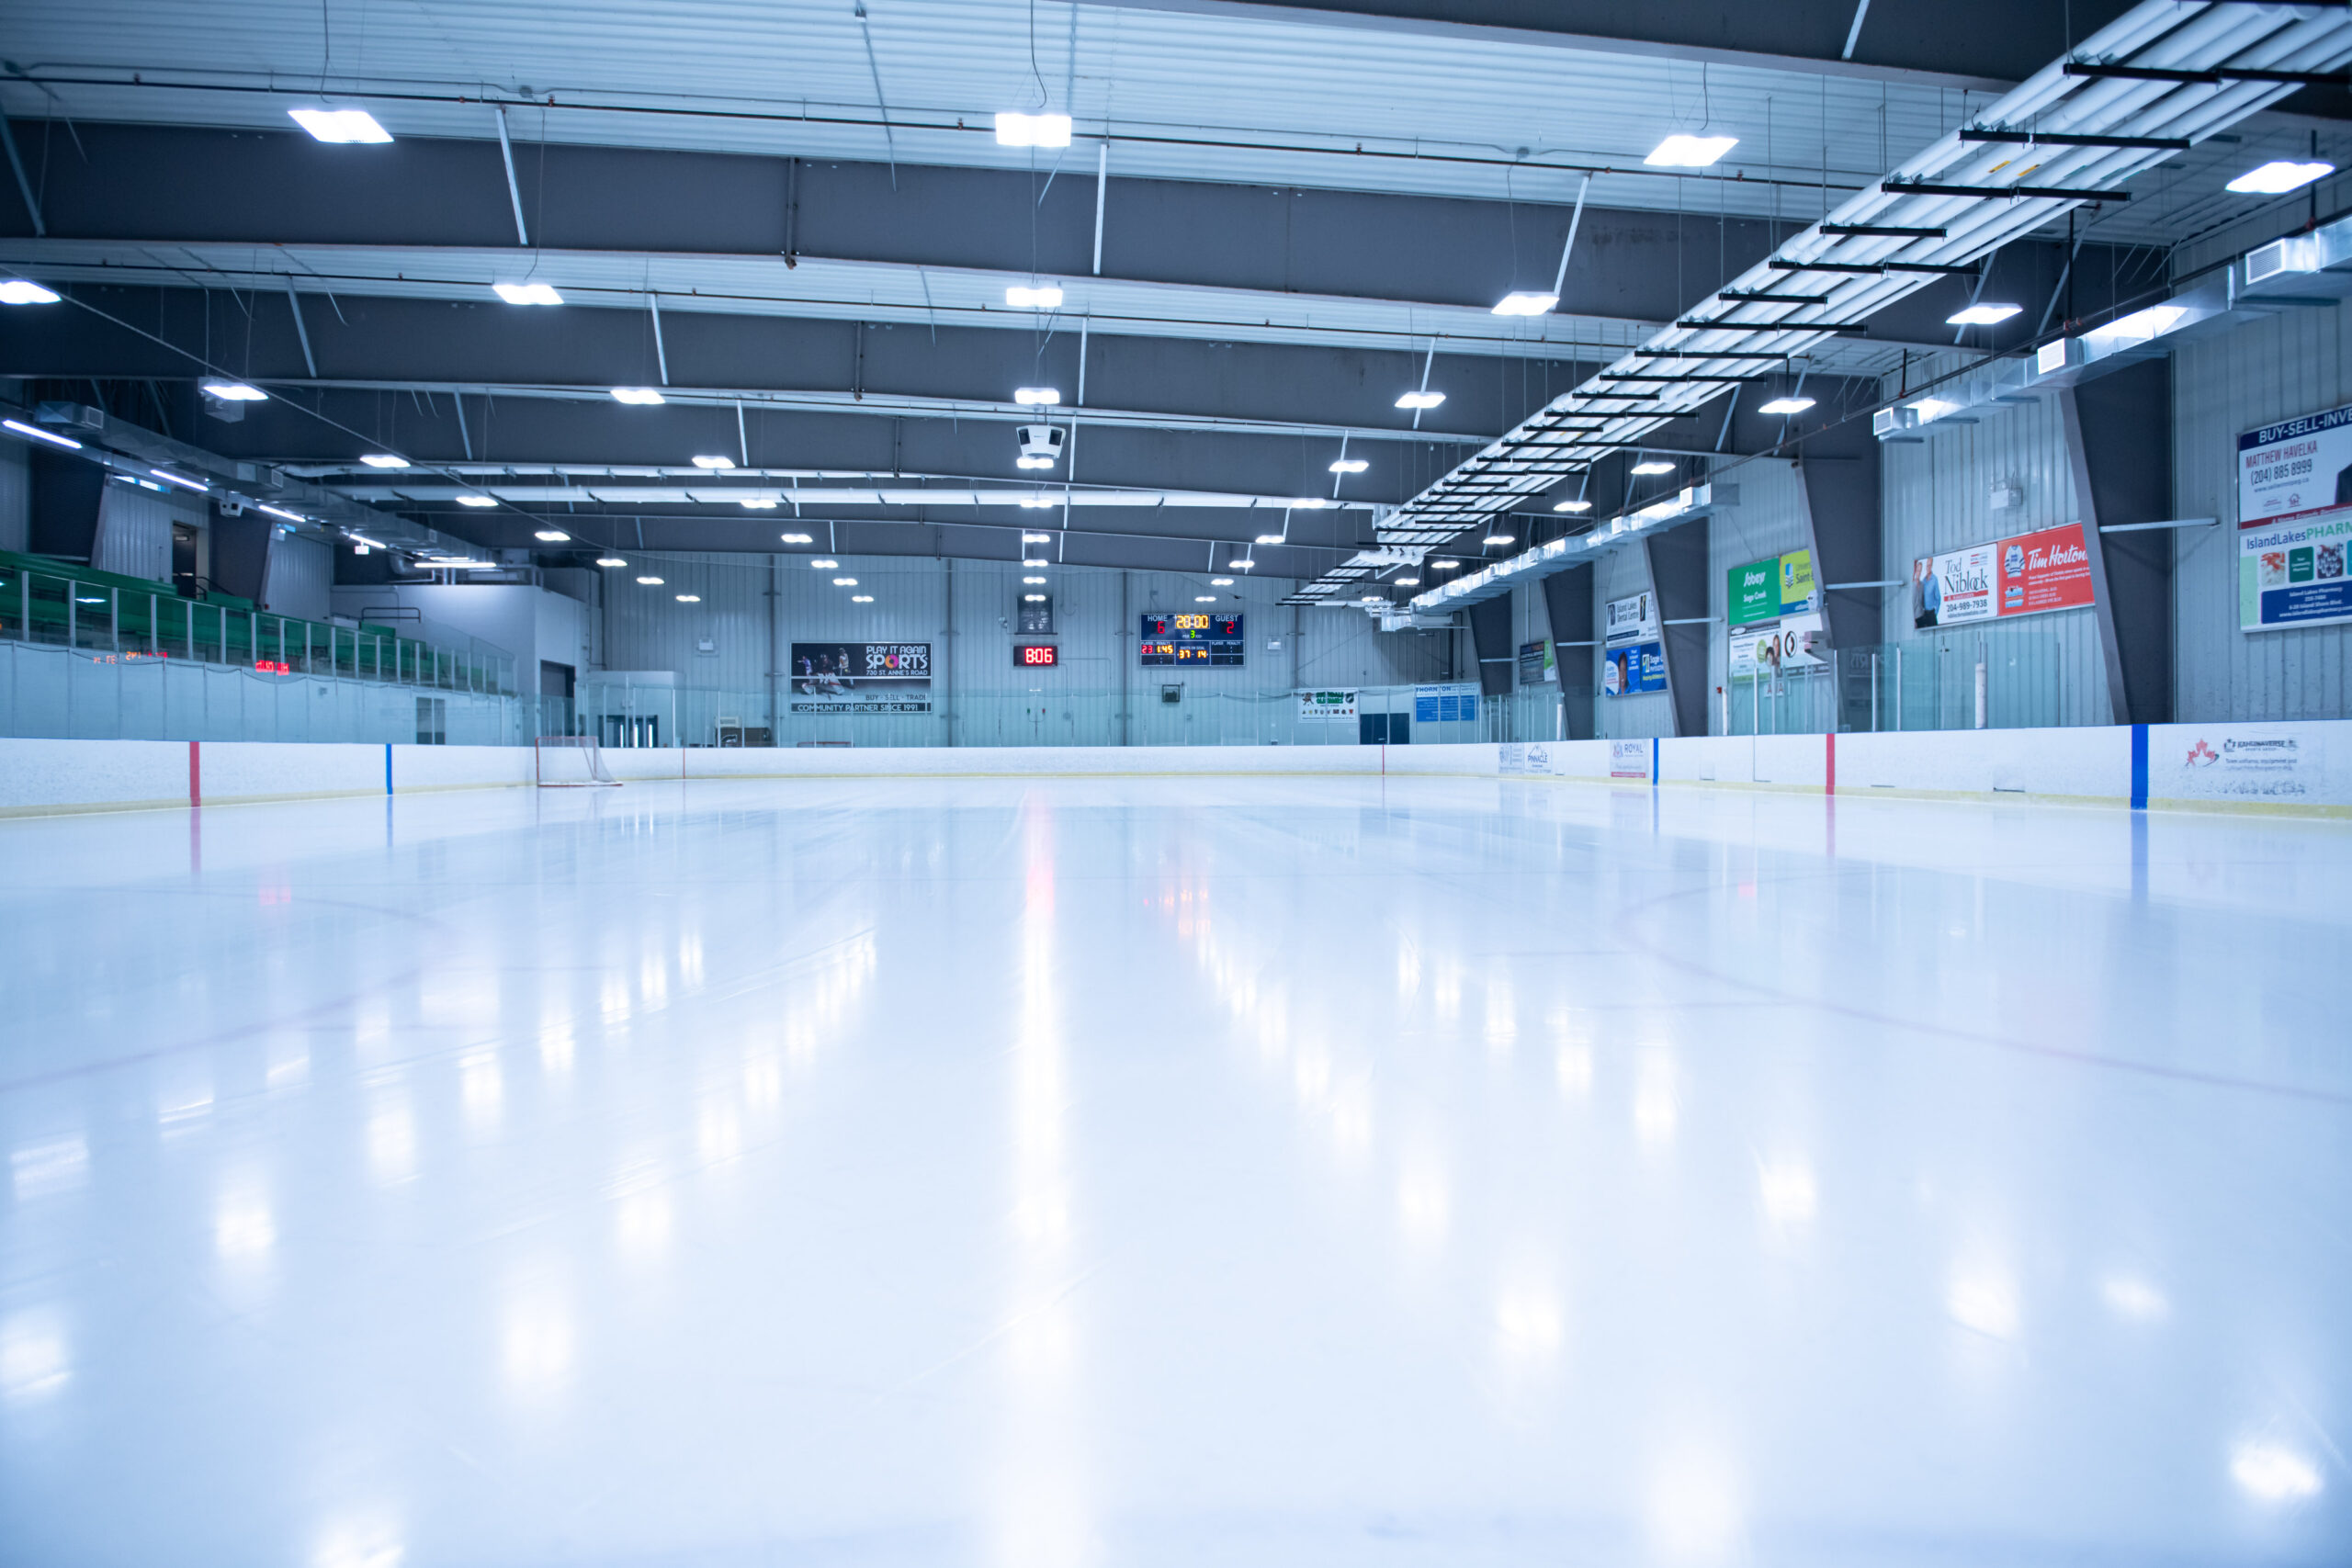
[1877,381,2116,728]
[263,533,333,622]
[90,482,187,583]
[0,446,27,555]
[597,554,1449,745]
[2175,309,2352,721]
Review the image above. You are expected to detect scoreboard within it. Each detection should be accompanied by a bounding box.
[1139,612,1244,666]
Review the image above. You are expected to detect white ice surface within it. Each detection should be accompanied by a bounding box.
[1,776,2347,1567]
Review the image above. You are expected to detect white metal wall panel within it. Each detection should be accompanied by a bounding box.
[1877,390,2116,728]
[262,533,333,622]
[2174,310,2352,722]
[89,483,184,583]
[0,446,27,556]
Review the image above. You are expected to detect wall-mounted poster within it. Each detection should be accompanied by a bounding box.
[1412,682,1479,723]
[1517,639,1555,684]
[788,642,933,712]
[1296,690,1358,723]
[1912,524,2093,628]
[2240,502,2352,632]
[1601,641,1666,696]
[1729,615,1826,678]
[1605,592,1660,644]
[1728,549,1816,626]
[2239,400,2352,524]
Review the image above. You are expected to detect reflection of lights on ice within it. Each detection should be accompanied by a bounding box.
[1947,1270,2019,1339]
[12,1135,88,1199]
[1292,1045,1331,1106]
[460,1053,503,1124]
[368,1104,416,1185]
[1494,1288,1563,1359]
[1397,1163,1448,1244]
[539,1029,575,1075]
[1756,1159,1816,1225]
[1555,1043,1593,1100]
[0,1313,68,1401]
[215,1192,276,1259]
[313,1522,404,1568]
[1329,1083,1372,1157]
[503,1305,573,1393]
[1646,1446,1744,1562]
[616,1193,671,1260]
[1634,1058,1678,1147]
[743,1052,783,1111]
[2100,1274,2169,1322]
[2232,1441,2323,1503]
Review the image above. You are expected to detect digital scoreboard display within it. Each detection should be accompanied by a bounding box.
[1139,612,1244,666]
[1014,644,1059,667]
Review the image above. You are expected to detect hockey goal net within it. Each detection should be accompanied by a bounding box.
[536,735,620,787]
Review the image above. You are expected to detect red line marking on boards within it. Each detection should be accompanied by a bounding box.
[1826,732,1836,796]
[188,740,201,807]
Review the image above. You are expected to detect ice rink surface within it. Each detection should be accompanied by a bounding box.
[2,774,2347,1568]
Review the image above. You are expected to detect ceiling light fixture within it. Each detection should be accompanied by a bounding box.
[1492,291,1559,316]
[1292,497,1329,510]
[288,107,393,143]
[1645,133,1737,168]
[1194,595,1217,603]
[201,381,268,401]
[995,111,1072,148]
[150,469,208,492]
[1016,455,1055,470]
[1023,575,1047,584]
[1005,284,1065,309]
[1329,457,1369,474]
[458,494,497,507]
[1022,531,1054,542]
[1211,577,1235,586]
[675,593,701,603]
[1553,499,1593,512]
[852,594,875,603]
[0,280,62,305]
[492,282,563,306]
[1012,386,1061,406]
[1023,593,1047,603]
[1948,303,2023,326]
[637,575,664,585]
[1395,577,1420,586]
[811,558,838,569]
[535,529,571,541]
[1227,559,1253,570]
[1758,397,1816,415]
[609,387,665,405]
[1483,533,1515,547]
[1433,559,1462,570]
[1632,459,1676,476]
[781,533,813,544]
[833,577,858,586]
[691,454,735,469]
[1255,533,1284,545]
[359,453,409,468]
[1022,558,1048,568]
[597,557,628,568]
[1361,593,1385,603]
[740,497,778,509]
[2226,160,2335,195]
[1395,389,1446,411]
[256,504,305,524]
[4,418,81,449]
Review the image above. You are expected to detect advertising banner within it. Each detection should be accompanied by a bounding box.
[2239,503,2352,632]
[1413,682,1479,723]
[1912,524,2094,628]
[788,642,933,712]
[1729,614,1826,678]
[1727,548,1815,626]
[2238,400,2352,525]
[1517,639,1555,685]
[1296,690,1358,723]
[1609,739,1652,780]
[1601,640,1666,696]
[2166,728,2325,803]
[1605,592,1660,644]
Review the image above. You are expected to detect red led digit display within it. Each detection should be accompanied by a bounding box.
[1015,644,1059,666]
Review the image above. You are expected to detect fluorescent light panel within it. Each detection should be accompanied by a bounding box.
[0,280,61,305]
[1553,499,1592,512]
[201,381,268,401]
[691,455,735,469]
[995,112,1072,148]
[1758,397,1815,415]
[1948,303,2022,326]
[1632,460,1675,475]
[359,453,408,468]
[1012,387,1061,406]
[535,529,571,541]
[1492,291,1558,316]
[458,494,497,507]
[1395,390,1445,410]
[492,282,563,305]
[1005,285,1064,309]
[1329,458,1368,474]
[288,107,392,143]
[610,387,665,405]
[2226,160,2334,195]
[3,418,79,449]
[1645,133,1737,168]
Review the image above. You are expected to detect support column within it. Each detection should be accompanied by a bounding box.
[1645,519,1713,738]
[1465,597,1514,698]
[1540,564,1596,739]
[2059,358,2174,724]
